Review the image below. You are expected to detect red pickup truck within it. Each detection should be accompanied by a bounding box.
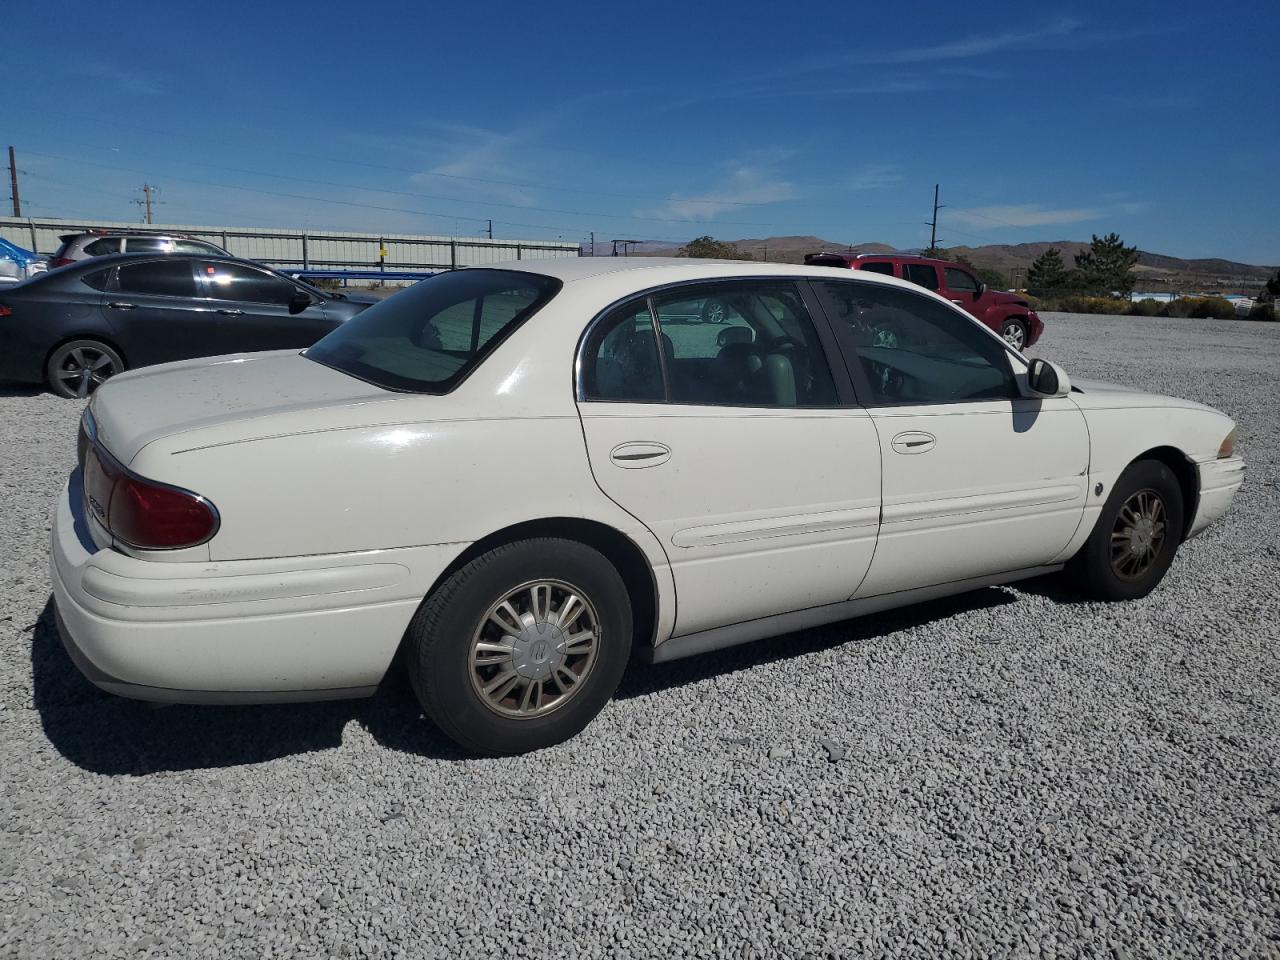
[804,252,1043,350]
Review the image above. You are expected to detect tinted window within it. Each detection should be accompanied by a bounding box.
[116,261,197,297]
[81,268,114,291]
[816,280,1017,405]
[200,261,299,305]
[124,237,171,254]
[944,267,979,292]
[902,264,938,290]
[83,238,123,256]
[306,269,560,393]
[581,302,664,402]
[651,281,837,407]
[174,239,224,255]
[859,262,895,276]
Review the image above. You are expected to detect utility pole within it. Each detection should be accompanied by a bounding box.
[590,231,595,257]
[135,183,159,224]
[925,183,944,251]
[486,219,493,240]
[7,146,20,217]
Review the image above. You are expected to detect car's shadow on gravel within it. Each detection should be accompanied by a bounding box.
[615,588,1018,700]
[29,600,470,774]
[32,588,1018,774]
[0,380,45,397]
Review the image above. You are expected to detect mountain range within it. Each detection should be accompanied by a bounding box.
[625,236,1276,292]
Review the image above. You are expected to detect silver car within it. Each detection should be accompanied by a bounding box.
[49,231,231,268]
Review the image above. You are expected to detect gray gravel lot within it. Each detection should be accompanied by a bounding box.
[2,313,1278,959]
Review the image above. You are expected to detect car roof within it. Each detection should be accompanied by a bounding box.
[60,230,214,241]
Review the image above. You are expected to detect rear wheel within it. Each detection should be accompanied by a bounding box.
[1076,460,1184,601]
[406,538,633,755]
[1000,318,1029,351]
[45,340,124,399]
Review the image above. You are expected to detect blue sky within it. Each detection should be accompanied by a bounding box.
[6,1,1278,263]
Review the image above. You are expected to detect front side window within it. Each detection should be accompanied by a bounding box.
[116,260,197,298]
[199,261,299,305]
[902,263,939,290]
[944,267,979,293]
[815,280,1017,405]
[306,269,560,393]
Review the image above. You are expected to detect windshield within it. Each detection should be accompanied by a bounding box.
[304,269,561,392]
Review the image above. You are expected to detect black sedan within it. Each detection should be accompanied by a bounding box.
[0,254,378,397]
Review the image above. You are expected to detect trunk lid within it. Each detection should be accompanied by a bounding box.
[91,350,396,464]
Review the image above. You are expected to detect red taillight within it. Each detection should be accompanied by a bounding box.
[83,443,218,549]
[49,257,75,268]
[0,304,10,318]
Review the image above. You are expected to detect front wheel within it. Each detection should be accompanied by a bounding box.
[1000,318,1029,351]
[45,339,124,399]
[405,538,633,755]
[1075,460,1184,601]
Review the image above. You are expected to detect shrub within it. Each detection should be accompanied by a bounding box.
[1058,295,1131,315]
[1161,299,1193,318]
[1190,297,1236,319]
[1248,303,1277,322]
[1128,298,1163,316]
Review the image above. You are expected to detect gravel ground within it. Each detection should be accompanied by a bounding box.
[2,313,1278,959]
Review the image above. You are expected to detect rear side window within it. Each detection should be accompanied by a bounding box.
[81,268,114,292]
[199,261,299,305]
[581,303,664,403]
[903,264,939,290]
[944,268,979,292]
[858,261,895,276]
[124,237,171,254]
[84,238,123,256]
[116,260,197,297]
[174,239,224,255]
[306,269,560,393]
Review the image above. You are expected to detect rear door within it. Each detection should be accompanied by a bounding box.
[107,259,220,365]
[812,278,1089,596]
[901,262,941,293]
[195,260,337,353]
[576,278,882,638]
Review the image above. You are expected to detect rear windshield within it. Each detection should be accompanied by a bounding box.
[304,269,561,393]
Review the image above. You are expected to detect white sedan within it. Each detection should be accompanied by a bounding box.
[51,258,1245,754]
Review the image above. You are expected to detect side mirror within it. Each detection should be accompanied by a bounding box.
[976,282,987,297]
[1026,358,1071,398]
[288,290,312,315]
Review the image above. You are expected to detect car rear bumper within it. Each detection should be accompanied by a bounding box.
[1187,455,1245,539]
[50,474,461,703]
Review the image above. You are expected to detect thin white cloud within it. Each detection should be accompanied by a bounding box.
[638,167,795,221]
[948,204,1105,228]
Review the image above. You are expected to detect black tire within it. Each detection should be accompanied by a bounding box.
[1075,459,1184,601]
[406,538,633,756]
[1000,318,1029,351]
[45,339,125,399]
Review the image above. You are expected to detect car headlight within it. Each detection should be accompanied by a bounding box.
[1218,427,1236,458]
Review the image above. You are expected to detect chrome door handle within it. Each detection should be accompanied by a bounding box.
[890,431,936,455]
[609,441,671,468]
[217,308,244,316]
[107,302,136,310]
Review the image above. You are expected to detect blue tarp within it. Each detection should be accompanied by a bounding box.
[0,237,38,267]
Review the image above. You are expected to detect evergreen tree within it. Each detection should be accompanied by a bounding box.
[1259,267,1280,303]
[1026,247,1067,294]
[1074,233,1140,298]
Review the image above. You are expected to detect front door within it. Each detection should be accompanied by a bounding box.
[195,260,337,353]
[811,278,1089,597]
[576,279,882,638]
